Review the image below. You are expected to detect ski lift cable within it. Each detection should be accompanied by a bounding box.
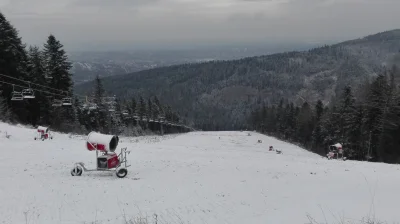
[0,74,86,98]
[0,80,70,98]
[0,73,81,96]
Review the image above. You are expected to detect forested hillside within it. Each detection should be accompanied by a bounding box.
[75,30,400,130]
[0,12,188,136]
[250,66,400,163]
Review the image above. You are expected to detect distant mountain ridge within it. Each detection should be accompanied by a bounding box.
[75,29,400,129]
[70,43,314,84]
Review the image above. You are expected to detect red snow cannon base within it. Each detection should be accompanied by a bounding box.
[97,153,119,169]
[87,142,106,151]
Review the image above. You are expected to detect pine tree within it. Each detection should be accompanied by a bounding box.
[164,105,172,122]
[130,98,137,116]
[109,97,124,134]
[365,73,391,161]
[312,100,325,152]
[93,76,105,105]
[43,34,73,128]
[296,102,314,146]
[0,96,12,122]
[152,96,161,120]
[0,12,29,122]
[365,69,400,161]
[43,35,72,92]
[27,46,50,125]
[337,86,357,145]
[137,96,146,120]
[147,98,153,121]
[92,76,109,133]
[276,99,285,135]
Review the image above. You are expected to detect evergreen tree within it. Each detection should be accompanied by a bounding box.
[0,12,29,122]
[165,105,173,122]
[365,69,400,161]
[130,98,137,116]
[337,86,357,145]
[92,76,109,133]
[109,97,124,134]
[43,34,73,128]
[296,102,314,145]
[147,98,153,121]
[0,96,12,122]
[152,96,161,120]
[27,46,50,125]
[43,35,72,92]
[137,96,146,120]
[312,100,325,152]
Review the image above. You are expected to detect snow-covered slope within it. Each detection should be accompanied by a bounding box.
[0,122,398,224]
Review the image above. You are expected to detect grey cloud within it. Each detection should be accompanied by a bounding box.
[1,0,399,51]
[70,0,160,8]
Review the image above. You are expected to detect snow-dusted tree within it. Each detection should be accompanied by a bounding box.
[137,96,146,120]
[0,12,29,122]
[147,98,153,121]
[92,76,109,133]
[295,102,314,146]
[365,68,400,161]
[27,46,50,125]
[311,100,325,152]
[153,96,163,119]
[43,35,72,92]
[43,34,74,128]
[0,96,12,122]
[337,85,357,144]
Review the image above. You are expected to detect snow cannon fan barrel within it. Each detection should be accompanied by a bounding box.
[37,126,49,133]
[86,132,119,152]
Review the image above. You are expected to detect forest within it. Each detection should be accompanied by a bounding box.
[75,30,400,131]
[249,66,400,163]
[0,12,189,136]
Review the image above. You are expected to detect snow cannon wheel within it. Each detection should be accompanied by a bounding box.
[71,166,83,176]
[116,168,128,178]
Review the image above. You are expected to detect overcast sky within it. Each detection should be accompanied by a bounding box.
[0,0,399,51]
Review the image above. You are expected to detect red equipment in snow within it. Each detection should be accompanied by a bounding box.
[34,126,53,141]
[71,132,130,178]
[86,131,119,152]
[327,143,346,160]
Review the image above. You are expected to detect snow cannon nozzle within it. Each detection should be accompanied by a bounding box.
[86,131,119,152]
[37,126,49,133]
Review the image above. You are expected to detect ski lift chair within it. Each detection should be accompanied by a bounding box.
[108,106,115,112]
[22,83,35,99]
[11,85,24,101]
[11,91,24,101]
[88,103,98,110]
[52,99,63,107]
[62,97,72,106]
[22,89,35,99]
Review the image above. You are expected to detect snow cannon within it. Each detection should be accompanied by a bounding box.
[38,126,49,133]
[71,132,130,178]
[86,132,119,152]
[35,126,52,140]
[327,143,346,161]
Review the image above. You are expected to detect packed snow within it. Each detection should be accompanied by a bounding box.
[0,122,399,224]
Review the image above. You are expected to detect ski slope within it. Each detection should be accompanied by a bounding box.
[0,122,399,224]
